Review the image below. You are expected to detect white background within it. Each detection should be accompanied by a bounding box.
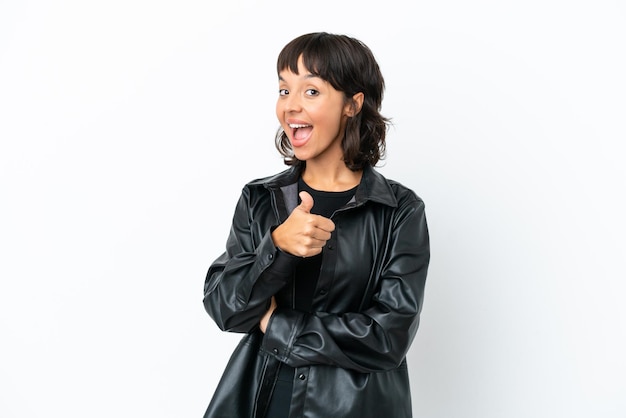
[1,1,624,417]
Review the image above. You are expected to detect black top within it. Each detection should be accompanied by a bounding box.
[266,178,357,418]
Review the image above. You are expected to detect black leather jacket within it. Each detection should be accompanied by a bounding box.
[203,165,430,418]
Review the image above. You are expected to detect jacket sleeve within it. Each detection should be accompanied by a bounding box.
[260,194,430,373]
[203,187,299,333]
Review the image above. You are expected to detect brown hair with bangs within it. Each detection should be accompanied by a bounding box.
[275,32,389,171]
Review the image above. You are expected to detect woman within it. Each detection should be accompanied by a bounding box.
[203,32,430,418]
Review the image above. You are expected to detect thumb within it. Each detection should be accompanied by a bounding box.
[297,191,314,213]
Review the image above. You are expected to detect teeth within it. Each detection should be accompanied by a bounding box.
[289,124,311,128]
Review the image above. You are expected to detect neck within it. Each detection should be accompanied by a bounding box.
[302,160,363,192]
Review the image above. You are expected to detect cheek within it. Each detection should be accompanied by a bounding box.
[318,109,345,132]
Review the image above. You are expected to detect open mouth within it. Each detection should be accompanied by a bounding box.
[289,123,313,146]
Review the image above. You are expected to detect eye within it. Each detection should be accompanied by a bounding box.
[305,89,319,96]
[278,89,289,96]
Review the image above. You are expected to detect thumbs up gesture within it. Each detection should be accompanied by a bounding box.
[271,191,336,258]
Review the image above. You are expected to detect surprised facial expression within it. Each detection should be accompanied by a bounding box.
[276,56,354,165]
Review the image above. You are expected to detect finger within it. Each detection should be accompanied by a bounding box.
[300,235,328,248]
[297,191,314,213]
[314,216,335,233]
[310,229,332,242]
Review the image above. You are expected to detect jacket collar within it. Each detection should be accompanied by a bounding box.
[250,165,398,209]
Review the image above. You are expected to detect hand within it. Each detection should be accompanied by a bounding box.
[271,191,336,258]
[260,296,277,333]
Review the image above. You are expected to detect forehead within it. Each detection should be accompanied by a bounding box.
[278,62,323,83]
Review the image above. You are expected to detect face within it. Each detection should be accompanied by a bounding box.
[276,56,354,165]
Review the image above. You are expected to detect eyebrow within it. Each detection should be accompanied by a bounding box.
[278,73,320,81]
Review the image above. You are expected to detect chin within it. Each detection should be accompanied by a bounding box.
[292,152,311,162]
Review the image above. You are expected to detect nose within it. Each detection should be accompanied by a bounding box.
[283,92,302,113]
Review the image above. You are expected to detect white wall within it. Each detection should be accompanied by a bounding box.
[1,1,624,417]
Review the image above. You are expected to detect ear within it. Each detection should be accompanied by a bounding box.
[345,92,364,117]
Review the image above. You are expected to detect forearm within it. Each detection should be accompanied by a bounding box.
[204,232,299,333]
[260,276,425,373]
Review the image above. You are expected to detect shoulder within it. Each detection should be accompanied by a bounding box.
[379,176,429,236]
[245,166,299,189]
[237,167,299,205]
[366,167,425,210]
[387,178,425,207]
